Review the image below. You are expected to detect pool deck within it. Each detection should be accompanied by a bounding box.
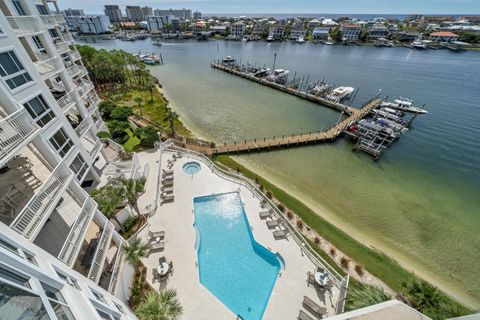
[136,148,341,320]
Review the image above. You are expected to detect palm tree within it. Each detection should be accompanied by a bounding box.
[134,289,182,320]
[146,82,155,102]
[122,238,149,267]
[346,285,390,311]
[402,278,445,313]
[163,108,178,137]
[120,178,145,214]
[134,96,144,118]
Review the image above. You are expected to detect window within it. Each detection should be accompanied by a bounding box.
[70,153,88,181]
[32,36,46,54]
[23,95,55,127]
[0,50,33,90]
[0,237,37,264]
[0,264,30,287]
[49,128,73,157]
[113,302,124,313]
[48,28,60,39]
[36,4,48,15]
[55,271,80,290]
[41,283,76,320]
[91,289,106,303]
[96,309,121,320]
[11,0,26,16]
[0,280,49,320]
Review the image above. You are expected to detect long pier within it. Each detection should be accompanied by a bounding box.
[178,97,383,156]
[211,62,356,115]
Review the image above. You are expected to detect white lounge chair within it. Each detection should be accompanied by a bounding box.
[266,219,279,229]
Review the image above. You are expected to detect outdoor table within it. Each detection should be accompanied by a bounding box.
[158,262,169,275]
[314,272,329,286]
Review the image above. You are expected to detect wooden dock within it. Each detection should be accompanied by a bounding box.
[177,97,383,156]
[211,63,356,115]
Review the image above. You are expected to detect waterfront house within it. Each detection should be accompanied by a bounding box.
[212,25,228,35]
[308,18,322,28]
[312,27,330,41]
[322,18,339,28]
[290,20,305,40]
[341,24,361,41]
[429,31,459,42]
[394,30,421,42]
[230,22,246,38]
[268,24,285,40]
[368,24,389,39]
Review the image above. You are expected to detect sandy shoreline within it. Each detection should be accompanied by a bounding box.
[232,156,479,309]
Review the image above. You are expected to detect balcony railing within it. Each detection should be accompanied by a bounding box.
[66,64,85,77]
[6,16,44,36]
[54,41,70,53]
[54,14,66,24]
[76,80,94,98]
[69,50,81,61]
[90,139,102,158]
[61,33,74,43]
[57,197,97,266]
[40,15,59,28]
[75,117,93,137]
[88,222,114,283]
[11,161,73,239]
[56,90,76,111]
[0,108,39,165]
[108,242,124,294]
[34,56,64,79]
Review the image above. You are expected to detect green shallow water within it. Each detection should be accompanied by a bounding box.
[85,38,480,305]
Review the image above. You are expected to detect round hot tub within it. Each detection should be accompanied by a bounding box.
[182,161,201,175]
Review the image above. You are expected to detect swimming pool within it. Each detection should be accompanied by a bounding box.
[194,193,281,320]
[182,161,201,175]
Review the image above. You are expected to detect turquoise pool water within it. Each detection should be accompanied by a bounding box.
[182,161,201,175]
[194,193,281,320]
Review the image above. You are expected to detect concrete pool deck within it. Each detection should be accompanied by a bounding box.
[136,148,342,319]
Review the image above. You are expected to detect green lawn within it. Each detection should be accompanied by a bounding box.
[123,129,140,152]
[214,155,471,316]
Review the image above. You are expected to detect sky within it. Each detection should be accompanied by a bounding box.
[60,0,480,15]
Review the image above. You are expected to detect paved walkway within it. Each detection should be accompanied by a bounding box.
[137,150,341,320]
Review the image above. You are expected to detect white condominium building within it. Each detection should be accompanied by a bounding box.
[0,0,136,319]
[65,15,112,34]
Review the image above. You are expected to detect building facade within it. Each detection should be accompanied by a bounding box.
[153,8,192,20]
[104,5,122,23]
[341,24,361,41]
[312,27,330,41]
[62,8,84,17]
[230,22,245,38]
[0,1,136,319]
[290,21,305,40]
[268,24,285,40]
[429,31,459,42]
[193,11,202,20]
[125,6,143,22]
[146,15,169,32]
[141,6,153,18]
[368,24,389,39]
[76,15,112,34]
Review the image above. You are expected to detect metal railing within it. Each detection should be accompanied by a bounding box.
[54,41,70,53]
[34,56,64,79]
[107,243,124,294]
[56,90,76,111]
[11,161,73,239]
[54,14,66,24]
[76,80,94,98]
[0,108,39,163]
[40,14,60,28]
[61,33,74,43]
[69,50,81,61]
[67,63,85,77]
[166,145,350,312]
[57,197,97,266]
[75,117,93,137]
[88,221,114,283]
[6,16,44,35]
[90,139,102,158]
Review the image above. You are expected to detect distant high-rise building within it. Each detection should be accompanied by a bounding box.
[146,15,170,32]
[154,8,192,20]
[62,8,84,16]
[193,11,202,19]
[104,5,122,22]
[125,6,143,22]
[141,6,153,17]
[66,15,112,34]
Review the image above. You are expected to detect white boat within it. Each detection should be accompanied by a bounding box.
[411,37,427,50]
[326,86,354,102]
[153,39,162,46]
[296,36,305,44]
[325,41,334,45]
[266,35,274,42]
[266,69,289,84]
[381,97,428,114]
[309,82,330,96]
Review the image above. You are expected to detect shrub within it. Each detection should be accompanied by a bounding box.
[123,216,139,232]
[96,131,112,139]
[98,100,117,119]
[355,264,364,276]
[111,106,134,121]
[259,184,264,191]
[296,220,303,230]
[287,211,294,220]
[266,191,272,199]
[340,257,350,269]
[345,285,391,311]
[314,237,321,245]
[330,248,336,256]
[277,204,285,212]
[255,177,259,184]
[134,125,159,147]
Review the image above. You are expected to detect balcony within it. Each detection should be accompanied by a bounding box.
[54,41,70,54]
[75,116,93,138]
[90,139,102,159]
[6,16,44,36]
[0,108,39,168]
[98,237,122,291]
[56,90,76,112]
[34,56,64,80]
[40,15,60,28]
[61,33,75,44]
[56,197,97,266]
[107,243,124,294]
[69,50,81,61]
[76,80,94,98]
[84,91,100,111]
[88,221,114,283]
[10,161,74,239]
[67,64,86,78]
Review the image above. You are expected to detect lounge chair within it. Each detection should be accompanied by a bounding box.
[162,169,173,175]
[273,229,287,239]
[162,190,173,196]
[259,211,271,219]
[162,180,174,187]
[306,271,316,287]
[159,256,167,263]
[266,219,279,229]
[298,310,314,320]
[148,230,165,240]
[302,296,327,318]
[152,268,162,283]
[162,176,174,183]
[162,185,174,192]
[162,171,174,178]
[325,279,334,291]
[161,195,174,204]
[149,241,165,253]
